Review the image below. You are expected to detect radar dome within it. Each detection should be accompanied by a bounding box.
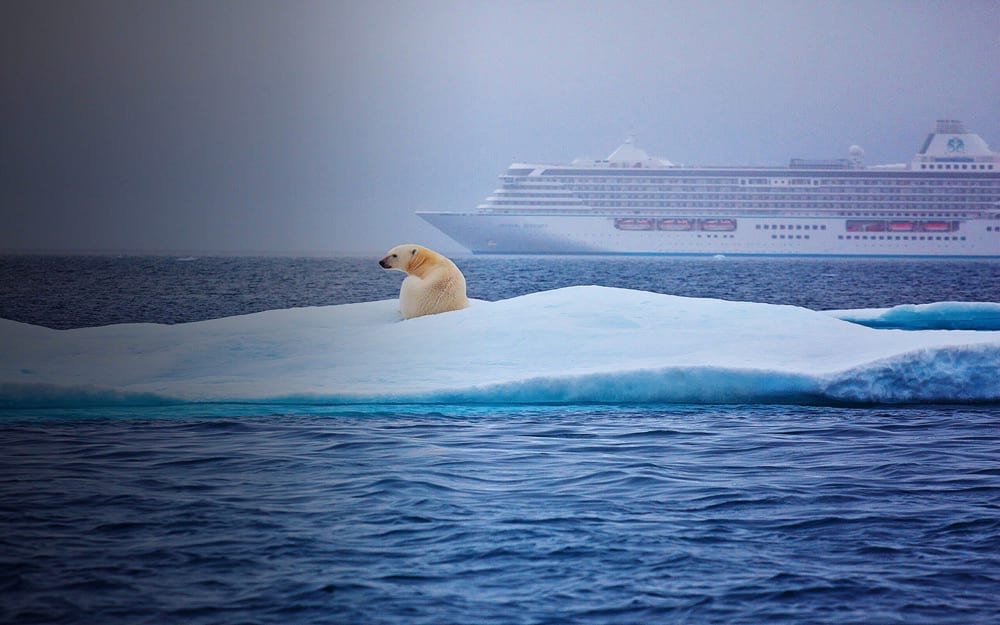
[849,145,865,164]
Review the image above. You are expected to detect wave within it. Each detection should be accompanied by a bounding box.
[2,287,998,409]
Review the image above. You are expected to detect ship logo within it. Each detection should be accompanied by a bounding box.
[947,137,965,153]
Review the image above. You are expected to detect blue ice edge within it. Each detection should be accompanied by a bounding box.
[828,302,1000,331]
[2,287,999,411]
[4,345,999,411]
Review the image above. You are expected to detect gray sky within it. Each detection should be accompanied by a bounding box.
[2,0,998,255]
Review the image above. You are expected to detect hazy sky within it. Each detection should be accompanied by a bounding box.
[2,0,998,254]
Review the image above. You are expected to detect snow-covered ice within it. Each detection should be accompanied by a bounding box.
[2,286,999,408]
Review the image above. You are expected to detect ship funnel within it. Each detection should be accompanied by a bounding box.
[914,119,997,167]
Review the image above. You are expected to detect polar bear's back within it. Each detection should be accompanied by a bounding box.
[398,254,468,319]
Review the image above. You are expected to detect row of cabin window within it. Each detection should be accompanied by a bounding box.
[756,224,826,230]
[919,163,994,170]
[837,235,966,241]
[538,175,998,185]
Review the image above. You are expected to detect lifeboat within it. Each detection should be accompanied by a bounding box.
[888,221,916,232]
[699,219,737,232]
[846,220,886,232]
[922,221,952,232]
[658,218,695,231]
[614,218,655,231]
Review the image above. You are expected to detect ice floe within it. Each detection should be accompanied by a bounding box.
[1,286,998,408]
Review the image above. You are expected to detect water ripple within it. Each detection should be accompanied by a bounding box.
[0,405,998,624]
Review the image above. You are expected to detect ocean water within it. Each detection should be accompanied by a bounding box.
[1,254,999,624]
[3,254,1000,328]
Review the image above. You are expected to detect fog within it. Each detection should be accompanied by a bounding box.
[2,0,997,255]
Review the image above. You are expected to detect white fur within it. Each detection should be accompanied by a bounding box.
[379,244,469,320]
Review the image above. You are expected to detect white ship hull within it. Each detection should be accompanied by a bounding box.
[419,211,1000,257]
[418,121,1000,257]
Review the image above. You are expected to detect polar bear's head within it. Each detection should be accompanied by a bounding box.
[378,244,421,273]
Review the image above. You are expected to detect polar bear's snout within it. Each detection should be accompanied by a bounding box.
[378,257,390,269]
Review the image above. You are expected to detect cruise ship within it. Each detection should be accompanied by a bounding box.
[418,120,1000,257]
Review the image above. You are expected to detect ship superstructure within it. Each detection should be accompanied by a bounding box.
[418,120,1000,256]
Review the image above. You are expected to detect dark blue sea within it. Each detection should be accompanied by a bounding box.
[1,255,999,624]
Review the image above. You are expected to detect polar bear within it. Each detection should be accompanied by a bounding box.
[379,244,469,319]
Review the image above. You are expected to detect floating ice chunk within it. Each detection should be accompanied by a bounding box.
[1,286,998,408]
